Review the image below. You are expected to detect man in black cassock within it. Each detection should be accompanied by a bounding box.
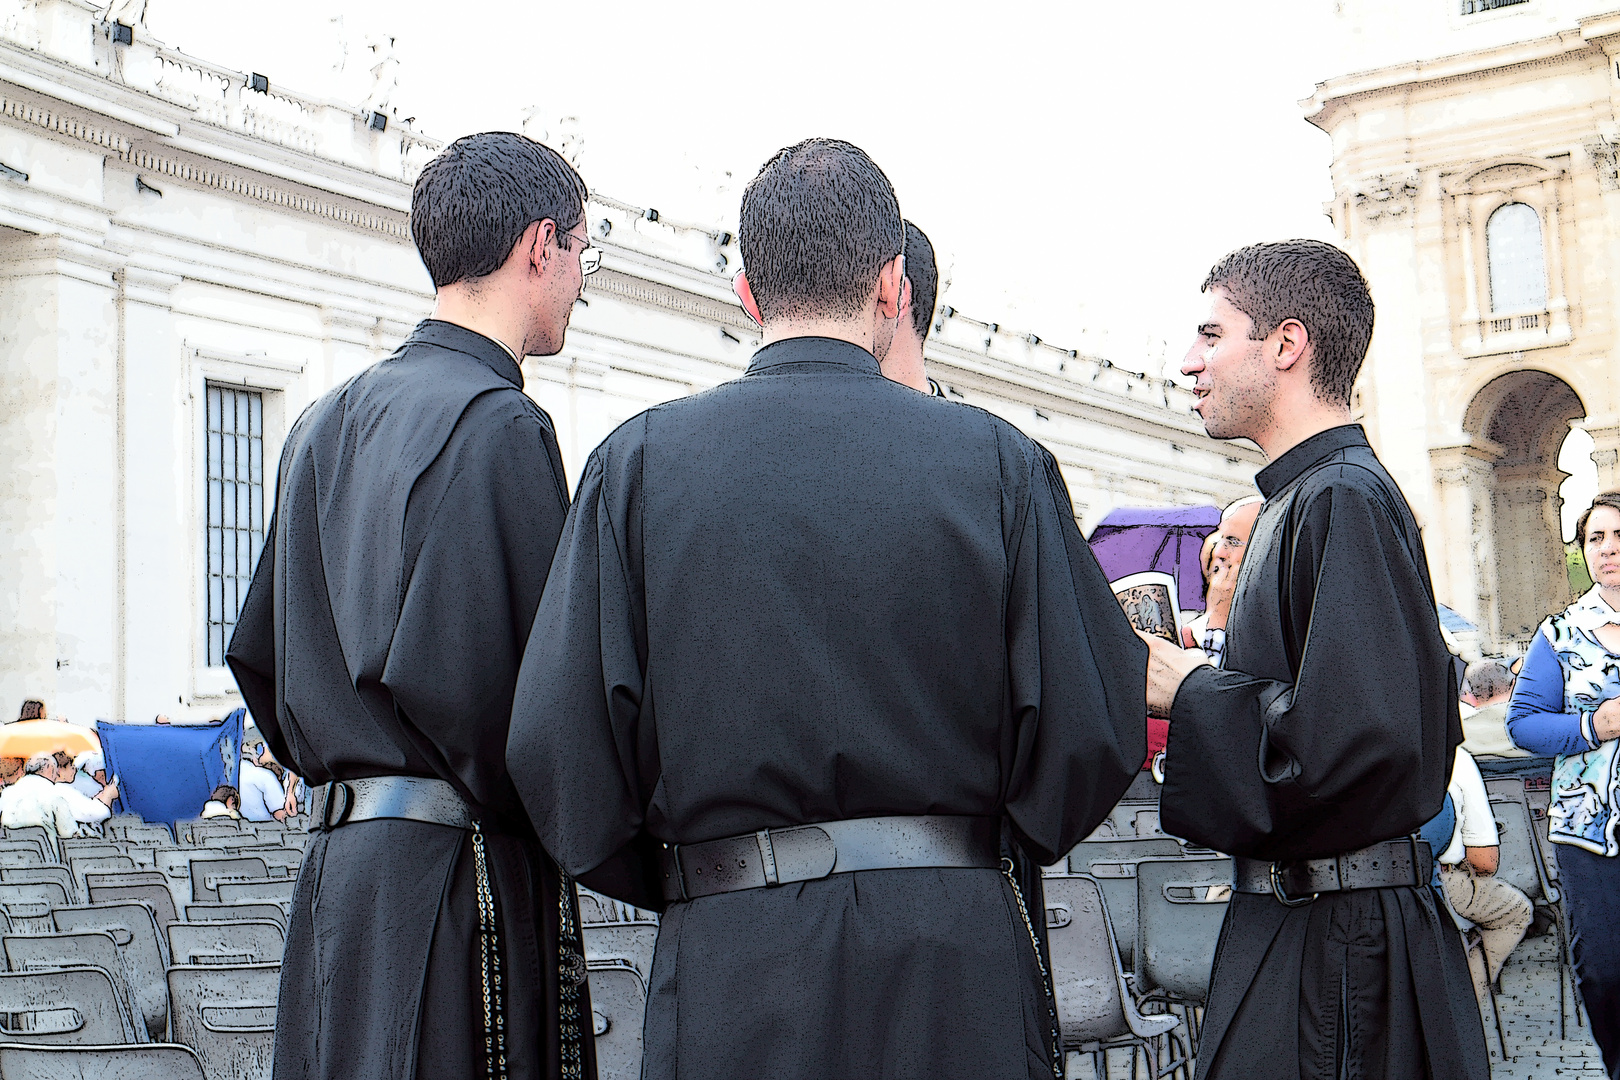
[226,133,598,1080]
[506,138,1147,1080]
[1144,241,1487,1079]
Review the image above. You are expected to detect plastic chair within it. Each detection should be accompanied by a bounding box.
[187,859,268,905]
[0,881,70,920]
[182,905,286,932]
[1134,857,1232,1006]
[588,960,647,1080]
[2,932,140,1042]
[577,891,610,926]
[214,880,293,906]
[581,924,658,984]
[1106,801,1157,839]
[106,824,174,848]
[70,857,137,899]
[60,840,127,862]
[219,847,301,875]
[165,963,277,1080]
[0,1041,206,1079]
[54,903,170,1041]
[176,822,244,849]
[3,827,58,864]
[1067,839,1183,970]
[1488,780,1576,1037]
[3,866,78,904]
[167,921,284,967]
[1042,875,1181,1078]
[0,968,128,1045]
[85,883,177,933]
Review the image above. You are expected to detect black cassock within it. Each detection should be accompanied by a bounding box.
[506,337,1146,1080]
[1160,425,1487,1080]
[226,320,594,1080]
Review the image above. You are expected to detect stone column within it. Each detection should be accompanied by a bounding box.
[1430,444,1501,640]
[1493,463,1572,643]
[1587,423,1620,495]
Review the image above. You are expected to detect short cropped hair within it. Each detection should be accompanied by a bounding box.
[18,700,43,721]
[24,754,51,776]
[739,138,903,323]
[903,221,939,340]
[0,758,22,784]
[410,132,587,289]
[210,785,238,804]
[1201,240,1375,407]
[51,751,71,770]
[1462,660,1514,701]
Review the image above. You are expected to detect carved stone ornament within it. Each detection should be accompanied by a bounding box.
[1586,135,1620,192]
[1352,173,1421,223]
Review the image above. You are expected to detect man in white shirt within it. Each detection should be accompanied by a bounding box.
[45,753,116,826]
[238,746,289,822]
[69,751,107,799]
[1459,659,1528,759]
[1438,745,1533,1001]
[1181,496,1262,666]
[0,755,81,837]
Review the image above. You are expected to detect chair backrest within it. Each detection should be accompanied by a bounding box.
[1107,801,1156,838]
[587,960,647,1080]
[1066,839,1185,970]
[581,924,658,984]
[188,859,268,905]
[214,880,293,906]
[3,828,57,864]
[70,856,136,899]
[2,932,136,1042]
[0,968,128,1045]
[109,824,175,847]
[0,1042,207,1079]
[0,881,70,913]
[2,866,78,904]
[85,884,177,932]
[1134,856,1231,1003]
[167,921,285,968]
[577,891,610,925]
[219,847,302,874]
[0,849,42,869]
[177,822,245,849]
[54,903,169,1041]
[165,964,278,1080]
[60,840,126,862]
[183,905,286,931]
[1041,875,1136,1046]
[1487,789,1554,905]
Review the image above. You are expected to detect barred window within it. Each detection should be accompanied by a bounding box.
[205,385,265,666]
[1487,202,1548,314]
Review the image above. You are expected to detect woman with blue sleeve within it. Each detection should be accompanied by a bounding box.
[1507,491,1620,1075]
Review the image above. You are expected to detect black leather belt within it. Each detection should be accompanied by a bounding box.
[660,815,1000,903]
[1233,837,1432,907]
[310,776,475,832]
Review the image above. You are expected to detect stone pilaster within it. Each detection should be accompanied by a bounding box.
[1430,444,1501,640]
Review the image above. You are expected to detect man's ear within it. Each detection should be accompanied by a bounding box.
[876,254,906,320]
[517,219,554,276]
[734,270,764,327]
[1271,318,1309,373]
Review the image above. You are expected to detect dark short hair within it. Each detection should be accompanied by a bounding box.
[903,221,939,340]
[410,132,587,289]
[1577,493,1620,561]
[210,785,238,804]
[51,751,71,770]
[1201,240,1375,407]
[739,138,903,323]
[17,700,43,721]
[1462,659,1514,700]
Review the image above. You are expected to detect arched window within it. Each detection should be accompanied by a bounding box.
[1487,202,1548,313]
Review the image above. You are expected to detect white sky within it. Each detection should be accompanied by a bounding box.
[147,0,1343,380]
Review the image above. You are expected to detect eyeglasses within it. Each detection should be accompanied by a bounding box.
[557,228,601,276]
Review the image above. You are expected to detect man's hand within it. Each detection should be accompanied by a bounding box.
[1141,630,1211,719]
[95,780,118,807]
[1594,696,1620,742]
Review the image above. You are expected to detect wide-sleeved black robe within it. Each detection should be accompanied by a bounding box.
[226,319,594,1080]
[507,336,1146,1080]
[1160,425,1486,1080]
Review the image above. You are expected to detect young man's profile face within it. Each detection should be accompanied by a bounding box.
[1182,288,1276,442]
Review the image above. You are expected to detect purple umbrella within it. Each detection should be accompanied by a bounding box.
[1087,505,1220,614]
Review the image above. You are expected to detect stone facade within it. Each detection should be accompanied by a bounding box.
[1307,2,1620,650]
[0,0,1260,725]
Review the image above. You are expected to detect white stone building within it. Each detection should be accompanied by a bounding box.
[0,0,1260,726]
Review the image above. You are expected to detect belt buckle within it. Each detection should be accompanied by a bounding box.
[321,782,354,831]
[1269,861,1317,907]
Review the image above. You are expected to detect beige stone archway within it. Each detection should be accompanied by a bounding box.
[1441,371,1586,646]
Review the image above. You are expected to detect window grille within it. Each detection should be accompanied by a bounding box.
[205,385,265,666]
[1461,0,1528,12]
[1486,202,1548,314]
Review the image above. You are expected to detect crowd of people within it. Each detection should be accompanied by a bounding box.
[0,700,118,837]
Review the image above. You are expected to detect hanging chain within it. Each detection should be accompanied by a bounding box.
[1003,857,1064,1079]
[556,864,587,1080]
[472,822,508,1080]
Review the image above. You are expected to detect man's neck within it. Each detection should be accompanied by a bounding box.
[430,292,527,363]
[1251,396,1353,462]
[761,316,876,354]
[878,332,928,392]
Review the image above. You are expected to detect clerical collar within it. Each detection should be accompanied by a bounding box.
[745,336,882,377]
[406,319,524,388]
[1254,424,1369,499]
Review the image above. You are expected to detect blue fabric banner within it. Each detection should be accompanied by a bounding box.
[97,711,243,827]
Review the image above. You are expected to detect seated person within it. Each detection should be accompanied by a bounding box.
[45,752,116,825]
[69,750,107,799]
[201,785,241,819]
[1460,659,1528,758]
[239,744,290,822]
[1437,745,1532,1000]
[0,755,79,837]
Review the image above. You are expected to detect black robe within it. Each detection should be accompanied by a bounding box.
[226,319,593,1080]
[505,337,1146,1080]
[1159,425,1487,1080]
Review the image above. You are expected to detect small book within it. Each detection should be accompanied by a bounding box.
[1110,571,1181,644]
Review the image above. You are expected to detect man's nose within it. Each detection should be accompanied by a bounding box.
[1180,343,1204,376]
